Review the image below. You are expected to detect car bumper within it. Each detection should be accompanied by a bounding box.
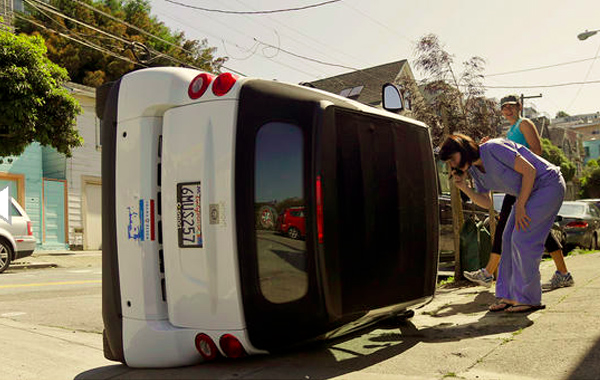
[564,230,588,247]
[14,236,36,260]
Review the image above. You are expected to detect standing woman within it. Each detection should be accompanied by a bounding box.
[463,95,574,290]
[440,134,565,312]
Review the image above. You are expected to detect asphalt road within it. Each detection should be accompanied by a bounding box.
[0,257,102,333]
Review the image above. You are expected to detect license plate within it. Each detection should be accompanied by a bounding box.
[177,182,203,248]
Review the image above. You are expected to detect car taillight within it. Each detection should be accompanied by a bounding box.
[195,333,218,361]
[566,221,588,229]
[219,334,246,359]
[316,175,324,244]
[188,73,214,99]
[27,221,33,236]
[212,73,237,96]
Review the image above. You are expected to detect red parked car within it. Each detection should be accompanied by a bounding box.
[277,206,306,239]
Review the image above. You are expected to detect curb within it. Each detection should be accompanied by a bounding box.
[10,262,58,270]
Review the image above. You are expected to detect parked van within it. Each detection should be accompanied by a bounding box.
[97,67,439,367]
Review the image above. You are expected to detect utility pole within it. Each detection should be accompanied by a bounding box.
[520,93,543,117]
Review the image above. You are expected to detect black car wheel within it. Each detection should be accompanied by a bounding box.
[287,227,300,240]
[0,239,13,274]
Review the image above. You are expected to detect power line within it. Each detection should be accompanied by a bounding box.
[15,13,146,67]
[566,40,600,112]
[476,80,600,89]
[253,37,358,71]
[21,0,246,75]
[163,0,342,15]
[485,56,600,77]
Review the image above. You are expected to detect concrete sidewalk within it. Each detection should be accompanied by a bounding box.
[4,251,600,380]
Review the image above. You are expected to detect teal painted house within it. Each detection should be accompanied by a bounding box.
[0,143,69,250]
[583,139,600,165]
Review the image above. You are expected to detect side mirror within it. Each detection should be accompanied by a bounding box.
[382,83,404,112]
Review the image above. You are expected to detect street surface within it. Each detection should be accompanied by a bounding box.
[1,250,600,379]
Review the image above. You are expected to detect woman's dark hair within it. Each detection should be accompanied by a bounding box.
[438,133,480,167]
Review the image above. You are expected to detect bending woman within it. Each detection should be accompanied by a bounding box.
[439,134,565,312]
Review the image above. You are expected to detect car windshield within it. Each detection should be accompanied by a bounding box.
[559,203,586,216]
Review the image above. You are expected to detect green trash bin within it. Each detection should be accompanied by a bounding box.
[460,218,492,272]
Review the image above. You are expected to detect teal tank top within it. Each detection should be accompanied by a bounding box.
[506,119,529,148]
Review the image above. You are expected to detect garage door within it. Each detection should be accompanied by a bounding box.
[84,182,102,250]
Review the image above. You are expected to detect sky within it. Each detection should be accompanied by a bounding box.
[147,0,600,119]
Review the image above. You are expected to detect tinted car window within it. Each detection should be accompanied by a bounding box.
[254,122,307,304]
[10,202,22,217]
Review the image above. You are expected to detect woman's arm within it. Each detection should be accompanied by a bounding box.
[519,119,542,156]
[513,155,537,230]
[452,171,492,209]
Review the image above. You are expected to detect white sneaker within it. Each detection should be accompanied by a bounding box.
[464,269,493,288]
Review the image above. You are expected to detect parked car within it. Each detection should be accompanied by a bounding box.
[0,198,36,273]
[276,206,306,240]
[557,201,600,250]
[579,198,600,210]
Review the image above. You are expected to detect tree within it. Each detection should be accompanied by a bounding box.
[556,110,570,118]
[14,0,227,87]
[399,34,502,146]
[398,34,503,279]
[540,138,576,182]
[0,29,83,157]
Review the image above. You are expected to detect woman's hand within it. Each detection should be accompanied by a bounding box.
[451,169,468,191]
[515,202,531,231]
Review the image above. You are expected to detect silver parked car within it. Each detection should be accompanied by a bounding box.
[0,198,36,273]
[557,201,600,250]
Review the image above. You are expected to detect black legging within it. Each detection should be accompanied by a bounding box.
[492,194,562,254]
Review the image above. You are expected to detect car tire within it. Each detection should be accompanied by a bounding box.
[0,239,13,274]
[287,227,300,240]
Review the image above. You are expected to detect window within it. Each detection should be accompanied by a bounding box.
[254,122,307,304]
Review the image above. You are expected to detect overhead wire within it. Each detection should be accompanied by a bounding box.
[566,40,600,112]
[162,0,342,15]
[21,0,244,74]
[15,13,145,67]
[67,0,243,75]
[485,56,600,77]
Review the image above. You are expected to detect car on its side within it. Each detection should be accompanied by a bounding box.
[557,201,600,250]
[0,198,36,273]
[276,206,306,240]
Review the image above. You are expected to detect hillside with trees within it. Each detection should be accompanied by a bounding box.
[14,0,227,87]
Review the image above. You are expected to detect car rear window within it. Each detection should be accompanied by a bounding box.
[559,203,585,216]
[254,122,308,304]
[11,202,22,217]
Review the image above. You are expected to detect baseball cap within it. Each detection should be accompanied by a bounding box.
[500,95,520,107]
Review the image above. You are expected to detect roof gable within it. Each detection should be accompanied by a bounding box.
[310,60,410,105]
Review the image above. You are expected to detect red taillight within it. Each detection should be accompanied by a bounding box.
[219,334,246,359]
[27,221,33,236]
[566,221,588,229]
[212,73,237,96]
[195,333,218,361]
[188,73,214,99]
[316,175,324,244]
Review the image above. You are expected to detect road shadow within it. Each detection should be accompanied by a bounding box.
[75,310,535,380]
[567,334,600,380]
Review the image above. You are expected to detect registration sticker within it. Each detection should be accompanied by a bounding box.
[177,182,203,248]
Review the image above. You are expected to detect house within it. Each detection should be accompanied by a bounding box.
[309,60,415,107]
[0,83,102,250]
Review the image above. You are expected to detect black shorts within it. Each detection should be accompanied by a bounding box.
[492,194,562,254]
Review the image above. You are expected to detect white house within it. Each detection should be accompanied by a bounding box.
[65,82,102,250]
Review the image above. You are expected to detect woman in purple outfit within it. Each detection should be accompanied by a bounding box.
[439,133,565,312]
